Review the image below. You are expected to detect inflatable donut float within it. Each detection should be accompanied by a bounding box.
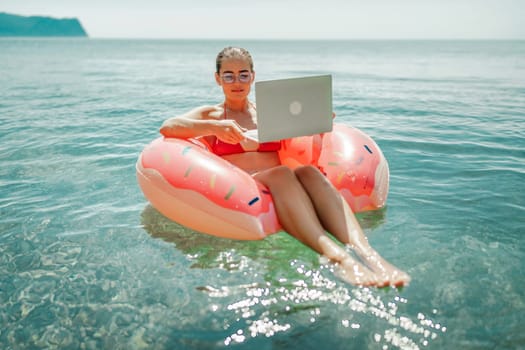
[136,123,389,240]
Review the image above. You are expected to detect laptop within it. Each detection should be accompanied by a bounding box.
[246,74,333,143]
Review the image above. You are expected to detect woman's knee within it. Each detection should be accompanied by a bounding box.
[295,165,335,193]
[295,165,325,183]
[254,165,296,187]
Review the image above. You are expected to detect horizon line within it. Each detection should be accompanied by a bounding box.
[2,36,524,41]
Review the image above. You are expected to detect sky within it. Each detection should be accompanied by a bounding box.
[1,0,524,40]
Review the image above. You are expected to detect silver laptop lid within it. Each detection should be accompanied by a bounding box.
[254,74,333,142]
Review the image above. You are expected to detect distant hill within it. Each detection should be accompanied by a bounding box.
[0,12,87,37]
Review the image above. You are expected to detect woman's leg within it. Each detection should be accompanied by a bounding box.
[253,166,378,286]
[293,165,410,287]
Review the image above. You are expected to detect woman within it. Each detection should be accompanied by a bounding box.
[160,47,410,287]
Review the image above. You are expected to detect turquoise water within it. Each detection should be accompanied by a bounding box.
[1,39,524,349]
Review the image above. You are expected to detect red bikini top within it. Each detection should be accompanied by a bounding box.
[210,103,281,156]
[212,138,281,156]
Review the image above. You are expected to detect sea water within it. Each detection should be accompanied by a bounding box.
[0,39,524,349]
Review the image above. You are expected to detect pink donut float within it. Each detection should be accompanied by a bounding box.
[136,123,389,240]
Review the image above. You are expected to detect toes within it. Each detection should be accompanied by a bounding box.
[334,264,377,287]
[389,270,411,288]
[332,258,412,288]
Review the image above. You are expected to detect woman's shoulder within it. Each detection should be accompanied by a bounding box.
[183,104,223,120]
[202,104,225,120]
[189,104,220,113]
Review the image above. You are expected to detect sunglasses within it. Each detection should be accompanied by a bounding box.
[220,71,252,84]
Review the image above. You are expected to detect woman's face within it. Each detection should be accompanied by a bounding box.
[215,57,255,101]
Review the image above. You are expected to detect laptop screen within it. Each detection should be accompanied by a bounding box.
[254,74,333,142]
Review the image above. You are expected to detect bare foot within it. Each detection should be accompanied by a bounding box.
[355,249,411,287]
[335,255,379,286]
[319,236,378,286]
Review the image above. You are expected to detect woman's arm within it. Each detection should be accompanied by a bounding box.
[160,105,246,143]
[160,106,218,138]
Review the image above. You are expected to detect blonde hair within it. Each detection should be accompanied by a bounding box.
[215,47,254,73]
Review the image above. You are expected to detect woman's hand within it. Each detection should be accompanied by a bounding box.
[215,119,247,144]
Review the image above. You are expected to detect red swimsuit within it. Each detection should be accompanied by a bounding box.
[210,104,281,156]
[211,138,281,156]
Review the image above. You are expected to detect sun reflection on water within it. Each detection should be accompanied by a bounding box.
[199,256,446,349]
